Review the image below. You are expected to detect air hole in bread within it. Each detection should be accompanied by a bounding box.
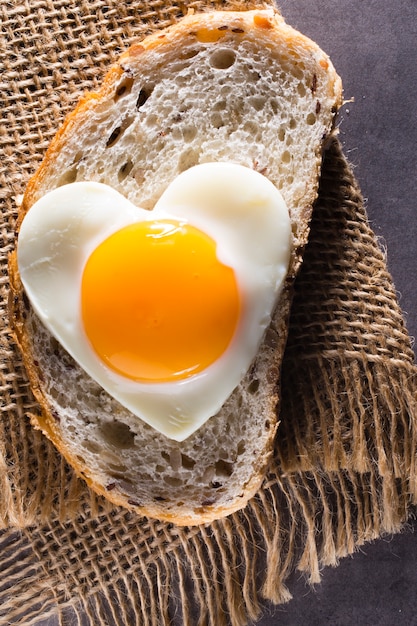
[181,454,196,470]
[108,467,130,478]
[160,449,191,472]
[182,125,197,143]
[99,420,135,448]
[249,96,266,111]
[265,327,279,348]
[114,76,135,101]
[134,168,145,186]
[297,82,307,97]
[291,65,304,80]
[243,121,258,136]
[58,166,78,186]
[181,48,199,60]
[118,159,134,182]
[49,389,70,406]
[144,113,158,127]
[127,498,142,507]
[209,48,236,70]
[84,440,102,454]
[281,150,291,164]
[111,478,137,494]
[106,461,127,474]
[215,459,234,478]
[218,448,230,460]
[278,127,286,142]
[98,447,125,464]
[164,476,183,487]
[201,465,215,483]
[106,126,122,148]
[290,222,300,239]
[201,496,217,506]
[270,99,278,114]
[168,448,182,471]
[212,99,227,111]
[247,379,259,394]
[72,151,84,164]
[136,86,153,110]
[306,112,317,125]
[178,147,200,172]
[105,116,134,148]
[211,112,224,129]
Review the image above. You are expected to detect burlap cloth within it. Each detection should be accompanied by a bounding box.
[1,1,416,624]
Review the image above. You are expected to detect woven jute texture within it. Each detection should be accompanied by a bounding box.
[1,1,417,625]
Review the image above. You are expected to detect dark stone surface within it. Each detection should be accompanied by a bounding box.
[258,1,417,624]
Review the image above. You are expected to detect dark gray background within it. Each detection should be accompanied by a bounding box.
[257,0,417,624]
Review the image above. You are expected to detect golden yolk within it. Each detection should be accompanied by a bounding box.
[81,220,240,383]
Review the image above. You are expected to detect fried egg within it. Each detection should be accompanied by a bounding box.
[17,163,291,441]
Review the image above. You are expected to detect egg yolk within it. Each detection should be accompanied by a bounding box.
[81,220,240,383]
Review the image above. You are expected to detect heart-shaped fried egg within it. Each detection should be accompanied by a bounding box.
[17,162,291,440]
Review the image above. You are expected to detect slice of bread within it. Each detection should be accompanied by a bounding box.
[8,8,342,526]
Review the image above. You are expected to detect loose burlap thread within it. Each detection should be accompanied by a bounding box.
[1,1,416,625]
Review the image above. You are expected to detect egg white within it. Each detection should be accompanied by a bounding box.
[17,163,291,441]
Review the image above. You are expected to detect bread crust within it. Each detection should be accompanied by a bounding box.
[9,8,342,525]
